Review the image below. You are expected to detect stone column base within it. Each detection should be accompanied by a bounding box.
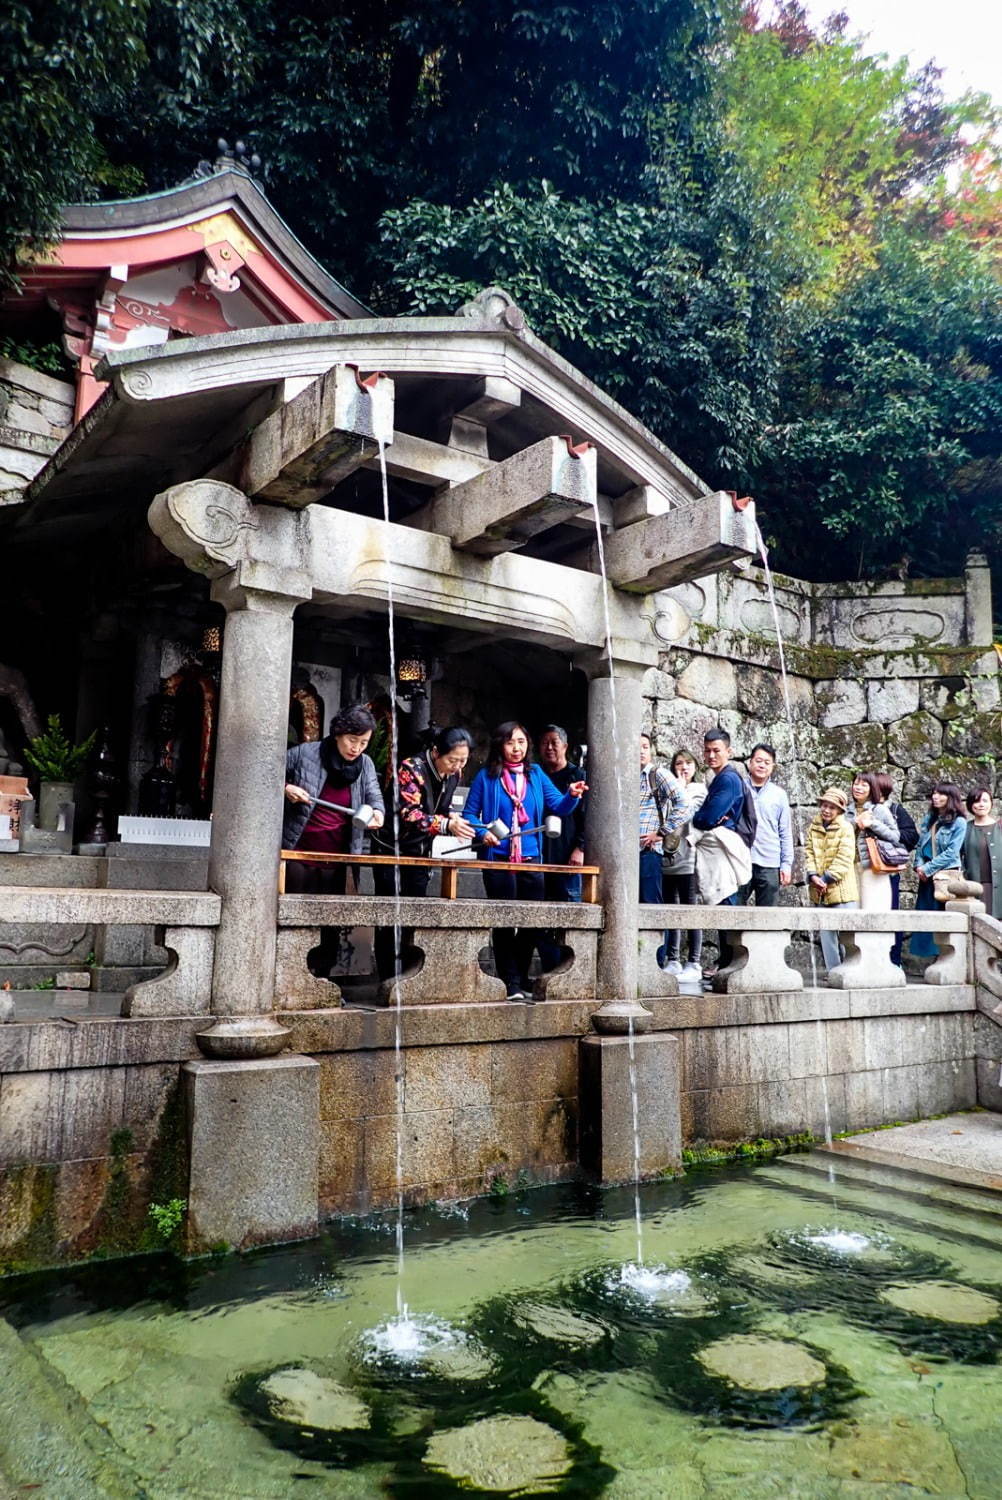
[184,1055,319,1252]
[579,1033,681,1183]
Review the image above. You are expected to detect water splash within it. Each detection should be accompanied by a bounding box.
[753,524,832,1148]
[804,1230,872,1255]
[361,1306,461,1364]
[377,440,407,1313]
[614,1263,693,1299]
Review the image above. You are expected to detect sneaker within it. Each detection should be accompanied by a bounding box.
[680,961,703,981]
[661,958,683,976]
[505,984,526,1001]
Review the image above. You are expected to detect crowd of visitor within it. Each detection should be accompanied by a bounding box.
[283,707,999,996]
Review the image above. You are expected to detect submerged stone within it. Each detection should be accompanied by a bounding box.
[697,1336,826,1391]
[510,1300,609,1349]
[423,1413,573,1493]
[259,1367,370,1431]
[880,1281,1000,1326]
[419,1338,496,1383]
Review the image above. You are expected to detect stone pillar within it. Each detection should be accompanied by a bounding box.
[965,549,993,647]
[199,577,306,1056]
[579,1033,681,1182]
[184,1056,320,1251]
[580,657,650,1032]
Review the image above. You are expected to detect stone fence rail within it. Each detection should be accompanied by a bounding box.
[0,884,984,1018]
[0,886,220,1021]
[638,904,971,995]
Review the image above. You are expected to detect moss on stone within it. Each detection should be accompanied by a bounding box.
[681,1133,814,1168]
[0,1163,59,1276]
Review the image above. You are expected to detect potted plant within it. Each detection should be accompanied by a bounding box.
[24,715,95,832]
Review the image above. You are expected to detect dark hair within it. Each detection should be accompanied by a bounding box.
[671,750,697,774]
[851,770,883,805]
[750,743,776,762]
[966,786,994,814]
[639,730,653,745]
[429,725,474,756]
[540,723,568,744]
[330,704,377,738]
[487,720,533,776]
[704,727,730,746]
[873,771,895,803]
[931,781,965,823]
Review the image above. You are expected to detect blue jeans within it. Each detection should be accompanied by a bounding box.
[639,848,667,963]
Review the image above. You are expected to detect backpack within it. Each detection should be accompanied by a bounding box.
[891,800,919,852]
[734,773,759,850]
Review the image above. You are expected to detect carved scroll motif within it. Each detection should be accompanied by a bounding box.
[149,480,260,577]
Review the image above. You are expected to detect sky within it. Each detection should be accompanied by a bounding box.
[803,1,1002,102]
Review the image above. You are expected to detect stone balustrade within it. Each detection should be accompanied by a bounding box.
[0,886,219,1020]
[0,883,980,1024]
[638,904,971,993]
[277,894,601,1008]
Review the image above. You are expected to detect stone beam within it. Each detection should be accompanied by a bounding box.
[231,365,394,507]
[367,430,491,488]
[599,491,757,593]
[409,435,597,556]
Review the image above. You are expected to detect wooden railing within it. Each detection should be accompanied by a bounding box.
[278,849,600,902]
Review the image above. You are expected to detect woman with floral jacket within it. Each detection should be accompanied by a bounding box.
[374,726,476,980]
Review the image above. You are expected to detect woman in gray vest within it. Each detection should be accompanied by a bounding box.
[283,704,385,974]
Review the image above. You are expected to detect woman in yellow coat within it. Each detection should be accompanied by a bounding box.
[804,787,859,972]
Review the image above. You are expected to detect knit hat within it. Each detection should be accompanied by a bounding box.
[819,787,848,811]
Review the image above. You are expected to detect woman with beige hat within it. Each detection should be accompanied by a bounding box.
[804,787,859,972]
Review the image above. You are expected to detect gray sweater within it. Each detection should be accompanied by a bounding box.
[847,800,899,869]
[282,741,385,854]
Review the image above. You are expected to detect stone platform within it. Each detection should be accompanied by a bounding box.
[827,1110,1002,1192]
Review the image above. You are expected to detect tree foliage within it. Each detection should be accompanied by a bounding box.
[1,0,1000,589]
[746,229,1002,578]
[0,0,149,285]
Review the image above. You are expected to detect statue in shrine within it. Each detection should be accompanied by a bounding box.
[289,667,324,744]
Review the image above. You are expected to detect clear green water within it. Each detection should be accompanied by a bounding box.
[2,1152,1002,1498]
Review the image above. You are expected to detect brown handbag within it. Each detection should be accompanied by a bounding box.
[865,836,900,875]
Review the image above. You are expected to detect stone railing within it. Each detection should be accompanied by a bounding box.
[277,894,602,1008]
[638,905,972,994]
[0,886,219,1019]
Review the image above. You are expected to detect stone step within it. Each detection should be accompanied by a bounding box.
[770,1144,1002,1217]
[0,1318,140,1498]
[754,1150,1002,1244]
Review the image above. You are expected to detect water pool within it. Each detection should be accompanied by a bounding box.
[2,1151,1001,1498]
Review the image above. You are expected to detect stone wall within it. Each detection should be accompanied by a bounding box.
[643,552,1000,873]
[0,988,987,1271]
[0,359,73,498]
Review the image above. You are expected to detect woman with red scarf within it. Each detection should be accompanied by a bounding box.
[464,720,587,1001]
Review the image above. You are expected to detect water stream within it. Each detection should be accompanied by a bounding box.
[753,525,832,1147]
[376,440,414,1337]
[589,493,645,1268]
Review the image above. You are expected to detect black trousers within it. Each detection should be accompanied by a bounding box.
[373,863,431,979]
[285,857,347,976]
[738,864,781,906]
[482,867,546,987]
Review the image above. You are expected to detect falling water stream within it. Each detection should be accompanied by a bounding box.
[753,524,833,1149]
[589,495,645,1269]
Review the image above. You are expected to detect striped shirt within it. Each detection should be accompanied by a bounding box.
[639,766,687,852]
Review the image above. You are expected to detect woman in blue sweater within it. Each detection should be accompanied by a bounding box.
[910,782,967,959]
[465,720,587,1001]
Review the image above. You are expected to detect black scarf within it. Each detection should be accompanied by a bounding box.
[321,736,365,786]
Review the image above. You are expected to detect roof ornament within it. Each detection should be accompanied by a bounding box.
[189,137,264,183]
[456,286,527,333]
